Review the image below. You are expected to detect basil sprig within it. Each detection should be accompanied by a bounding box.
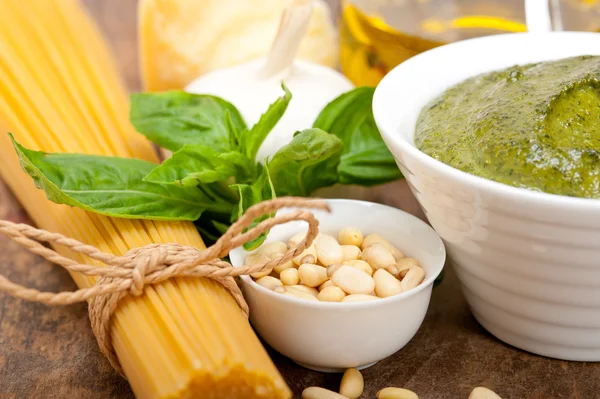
[11,83,401,247]
[313,87,402,186]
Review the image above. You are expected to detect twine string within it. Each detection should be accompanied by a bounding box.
[0,197,330,374]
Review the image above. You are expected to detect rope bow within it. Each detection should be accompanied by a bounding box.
[0,196,330,374]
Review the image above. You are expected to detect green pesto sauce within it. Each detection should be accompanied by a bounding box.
[415,55,600,198]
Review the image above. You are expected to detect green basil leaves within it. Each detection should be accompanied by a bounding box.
[11,85,401,245]
[130,91,246,152]
[239,83,292,161]
[313,87,403,186]
[10,134,222,221]
[143,145,256,186]
[268,129,343,196]
[230,164,277,250]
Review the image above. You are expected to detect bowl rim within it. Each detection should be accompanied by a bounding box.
[230,198,446,309]
[372,31,600,210]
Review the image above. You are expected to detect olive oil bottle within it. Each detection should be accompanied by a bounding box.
[340,0,600,86]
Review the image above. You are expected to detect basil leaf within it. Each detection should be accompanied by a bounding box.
[338,147,404,185]
[218,152,257,184]
[239,83,292,161]
[10,135,225,221]
[130,91,247,152]
[230,164,276,250]
[212,220,231,235]
[198,181,240,205]
[194,210,233,246]
[267,128,343,196]
[313,87,402,186]
[225,110,240,149]
[195,224,221,245]
[143,145,256,186]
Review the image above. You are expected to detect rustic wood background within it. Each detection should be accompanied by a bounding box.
[1,1,600,398]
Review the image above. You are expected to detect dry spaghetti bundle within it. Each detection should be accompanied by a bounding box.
[0,0,291,397]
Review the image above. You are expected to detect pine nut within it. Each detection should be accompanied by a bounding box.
[469,387,502,399]
[386,264,400,277]
[362,233,404,260]
[258,241,287,257]
[245,253,273,278]
[280,268,300,286]
[273,285,287,294]
[255,276,283,290]
[249,270,272,279]
[331,266,375,295]
[301,254,317,264]
[319,280,335,291]
[396,258,417,278]
[274,260,294,274]
[361,233,390,250]
[338,227,363,247]
[317,286,346,302]
[284,289,319,302]
[293,244,317,265]
[288,285,319,296]
[342,294,379,302]
[245,252,270,265]
[389,246,405,261]
[298,264,328,288]
[341,245,361,261]
[343,260,373,276]
[400,266,426,292]
[361,243,396,271]
[377,387,419,399]
[288,231,307,247]
[398,257,419,268]
[315,235,343,266]
[339,368,363,399]
[302,387,347,399]
[374,268,403,298]
[326,263,344,277]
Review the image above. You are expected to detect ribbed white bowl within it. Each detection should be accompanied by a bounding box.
[373,32,600,361]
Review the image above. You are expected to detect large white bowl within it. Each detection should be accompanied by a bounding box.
[229,199,445,372]
[373,32,600,361]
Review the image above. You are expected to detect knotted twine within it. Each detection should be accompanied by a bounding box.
[0,196,329,375]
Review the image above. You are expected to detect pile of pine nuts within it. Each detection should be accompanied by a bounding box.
[246,228,426,302]
[301,368,502,399]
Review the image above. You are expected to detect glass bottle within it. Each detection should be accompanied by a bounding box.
[340,0,600,86]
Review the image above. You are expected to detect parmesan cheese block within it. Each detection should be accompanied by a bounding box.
[139,0,339,91]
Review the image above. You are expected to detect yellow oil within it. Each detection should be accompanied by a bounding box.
[340,0,600,86]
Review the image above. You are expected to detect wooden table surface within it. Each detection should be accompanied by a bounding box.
[2,1,600,398]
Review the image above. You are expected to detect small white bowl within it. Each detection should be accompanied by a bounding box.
[229,199,445,372]
[373,32,600,361]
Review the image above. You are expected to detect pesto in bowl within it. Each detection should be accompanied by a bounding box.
[415,55,600,198]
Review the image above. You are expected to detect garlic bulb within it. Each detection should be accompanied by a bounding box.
[139,0,339,91]
[184,0,354,162]
[186,58,353,162]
